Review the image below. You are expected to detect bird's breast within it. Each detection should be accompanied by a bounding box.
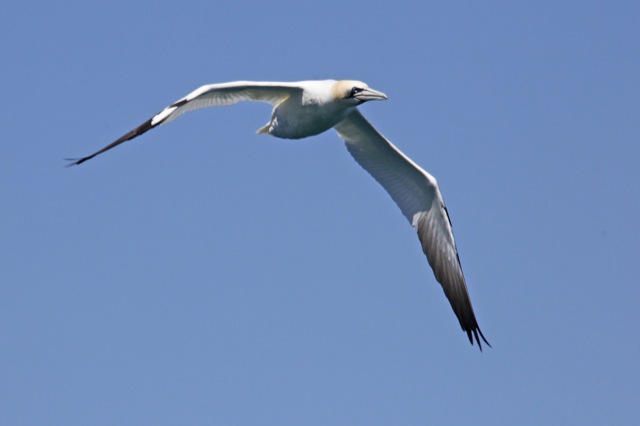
[268,102,349,139]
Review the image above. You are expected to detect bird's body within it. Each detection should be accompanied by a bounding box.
[257,81,352,138]
[69,79,489,350]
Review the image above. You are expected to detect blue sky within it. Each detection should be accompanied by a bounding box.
[2,1,639,425]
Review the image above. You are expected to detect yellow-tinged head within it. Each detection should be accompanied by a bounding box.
[332,80,388,104]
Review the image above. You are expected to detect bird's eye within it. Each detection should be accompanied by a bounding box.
[350,87,364,97]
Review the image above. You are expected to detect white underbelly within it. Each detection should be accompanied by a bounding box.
[268,103,349,139]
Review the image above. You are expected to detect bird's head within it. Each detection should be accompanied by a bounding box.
[333,80,388,106]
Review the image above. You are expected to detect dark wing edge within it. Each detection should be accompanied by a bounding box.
[65,97,189,167]
[66,81,299,166]
[335,110,490,350]
[66,115,156,166]
[414,210,491,351]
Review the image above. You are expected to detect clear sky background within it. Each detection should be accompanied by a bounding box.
[2,1,639,425]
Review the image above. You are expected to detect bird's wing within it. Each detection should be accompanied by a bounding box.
[68,81,302,165]
[334,109,489,350]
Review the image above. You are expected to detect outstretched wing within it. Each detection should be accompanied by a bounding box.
[335,109,489,350]
[67,81,302,165]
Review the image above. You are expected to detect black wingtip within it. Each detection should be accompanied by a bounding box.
[64,115,158,168]
[468,327,491,352]
[64,156,92,167]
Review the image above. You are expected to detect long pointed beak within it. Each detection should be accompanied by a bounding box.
[354,87,388,102]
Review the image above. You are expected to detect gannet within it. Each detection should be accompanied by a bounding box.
[68,80,490,350]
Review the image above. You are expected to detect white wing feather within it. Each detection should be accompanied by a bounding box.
[153,81,302,125]
[68,81,302,165]
[334,110,488,349]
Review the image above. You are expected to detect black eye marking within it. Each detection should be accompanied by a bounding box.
[350,87,364,98]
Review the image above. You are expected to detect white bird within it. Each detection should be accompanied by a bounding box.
[69,80,490,350]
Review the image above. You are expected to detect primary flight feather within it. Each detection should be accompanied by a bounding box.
[69,79,490,350]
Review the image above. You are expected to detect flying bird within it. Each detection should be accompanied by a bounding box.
[69,80,490,350]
